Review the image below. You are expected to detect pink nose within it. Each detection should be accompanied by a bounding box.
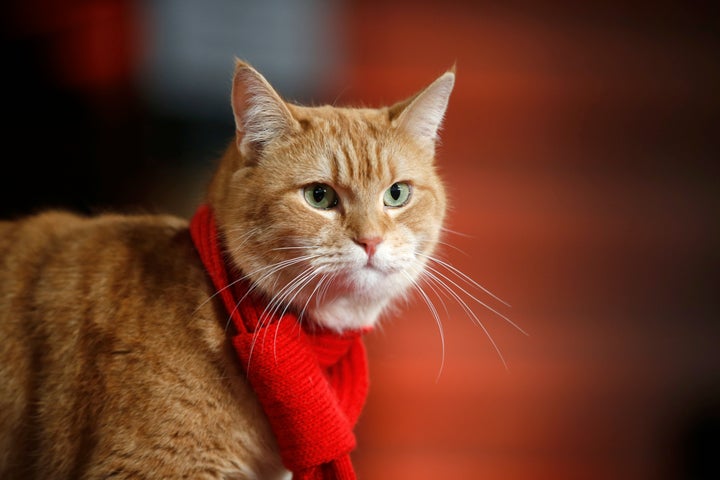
[355,236,383,258]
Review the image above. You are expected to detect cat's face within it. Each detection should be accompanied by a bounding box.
[214,62,454,332]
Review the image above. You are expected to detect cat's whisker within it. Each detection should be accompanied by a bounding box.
[422,262,527,336]
[219,256,320,334]
[214,254,320,340]
[440,226,474,238]
[331,83,351,106]
[239,256,318,296]
[298,272,329,324]
[195,275,250,315]
[315,271,337,307]
[243,255,320,283]
[272,274,318,361]
[417,252,512,308]
[260,266,316,323]
[224,226,263,256]
[412,267,452,322]
[421,269,509,370]
[269,245,323,252]
[195,254,318,316]
[402,271,446,382]
[268,271,320,364]
[434,239,470,256]
[268,267,324,362]
[247,266,319,369]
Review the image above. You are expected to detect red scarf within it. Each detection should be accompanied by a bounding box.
[189,204,369,479]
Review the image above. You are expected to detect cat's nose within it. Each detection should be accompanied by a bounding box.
[355,236,383,258]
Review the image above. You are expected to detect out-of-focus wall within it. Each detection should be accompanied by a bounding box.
[1,0,345,217]
[342,2,719,479]
[139,0,344,120]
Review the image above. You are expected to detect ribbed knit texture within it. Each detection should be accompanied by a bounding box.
[189,204,369,479]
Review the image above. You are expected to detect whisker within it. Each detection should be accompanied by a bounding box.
[417,252,512,308]
[435,239,470,256]
[403,271,446,381]
[231,255,317,373]
[298,272,329,324]
[248,265,317,354]
[423,263,527,336]
[440,226,474,238]
[422,269,509,370]
[195,254,319,316]
[272,269,320,359]
[315,271,337,307]
[269,245,323,252]
[260,266,316,323]
[258,267,319,363]
[215,255,321,334]
[414,269,452,322]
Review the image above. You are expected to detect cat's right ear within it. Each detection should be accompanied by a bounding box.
[231,59,298,160]
[389,68,455,148]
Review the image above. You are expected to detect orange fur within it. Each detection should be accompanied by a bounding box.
[0,60,453,478]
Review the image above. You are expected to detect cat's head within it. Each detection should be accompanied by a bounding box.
[209,60,454,332]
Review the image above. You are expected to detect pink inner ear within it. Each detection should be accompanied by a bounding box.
[231,63,297,155]
[397,73,455,142]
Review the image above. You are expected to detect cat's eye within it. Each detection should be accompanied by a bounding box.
[303,183,339,210]
[383,182,412,208]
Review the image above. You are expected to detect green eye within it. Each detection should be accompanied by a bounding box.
[383,182,412,207]
[303,183,339,209]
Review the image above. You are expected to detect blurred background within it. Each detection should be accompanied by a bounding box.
[2,0,718,478]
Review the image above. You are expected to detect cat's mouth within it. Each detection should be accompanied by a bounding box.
[361,264,389,276]
[363,256,381,270]
[357,259,405,277]
[354,251,412,276]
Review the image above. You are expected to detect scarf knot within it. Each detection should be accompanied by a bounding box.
[190,204,368,480]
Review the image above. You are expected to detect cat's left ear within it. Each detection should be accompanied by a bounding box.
[390,68,455,146]
[231,59,299,160]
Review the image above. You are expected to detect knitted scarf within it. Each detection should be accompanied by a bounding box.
[189,204,369,480]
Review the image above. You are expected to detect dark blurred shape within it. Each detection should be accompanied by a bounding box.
[669,392,720,480]
[1,0,147,217]
[138,0,344,120]
[1,0,343,218]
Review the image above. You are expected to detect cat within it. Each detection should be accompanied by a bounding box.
[0,59,454,479]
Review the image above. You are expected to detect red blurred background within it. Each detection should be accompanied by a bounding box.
[2,1,718,478]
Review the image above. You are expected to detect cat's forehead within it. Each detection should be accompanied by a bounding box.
[284,105,411,186]
[291,104,390,133]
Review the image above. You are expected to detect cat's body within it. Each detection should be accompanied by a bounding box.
[0,61,454,478]
[0,211,284,478]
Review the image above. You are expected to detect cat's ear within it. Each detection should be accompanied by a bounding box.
[390,68,455,146]
[231,59,298,159]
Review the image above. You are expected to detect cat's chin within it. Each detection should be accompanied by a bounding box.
[308,297,388,332]
[306,269,412,332]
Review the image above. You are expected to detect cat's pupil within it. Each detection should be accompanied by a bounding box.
[390,183,401,201]
[313,185,326,203]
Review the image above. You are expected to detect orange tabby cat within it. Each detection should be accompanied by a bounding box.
[0,60,454,478]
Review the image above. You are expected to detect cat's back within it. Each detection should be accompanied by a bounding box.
[0,211,193,333]
[0,212,282,479]
[0,210,187,288]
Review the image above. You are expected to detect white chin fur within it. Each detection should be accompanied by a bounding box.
[310,297,387,332]
[307,268,415,332]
